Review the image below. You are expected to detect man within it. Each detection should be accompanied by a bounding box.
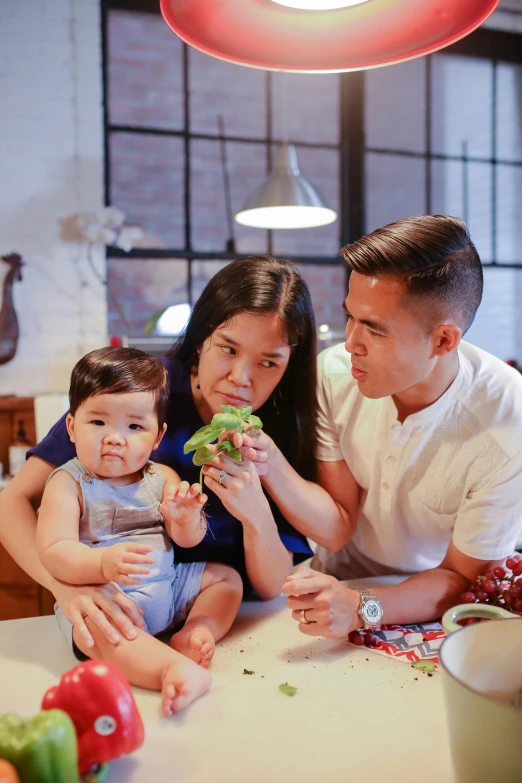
[280,214,522,639]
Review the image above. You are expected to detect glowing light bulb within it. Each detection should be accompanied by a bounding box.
[156,303,191,335]
[271,0,368,10]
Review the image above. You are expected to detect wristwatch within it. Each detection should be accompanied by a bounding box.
[353,588,384,630]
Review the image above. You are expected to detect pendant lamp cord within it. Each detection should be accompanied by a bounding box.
[217,114,236,253]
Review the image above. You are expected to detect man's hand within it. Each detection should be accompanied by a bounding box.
[160,481,207,526]
[100,542,155,585]
[282,566,362,639]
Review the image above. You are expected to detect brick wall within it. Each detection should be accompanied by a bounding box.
[0,0,106,395]
[3,2,517,384]
[106,8,344,340]
[106,7,522,361]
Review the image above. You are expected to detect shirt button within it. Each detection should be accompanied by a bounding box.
[147,464,156,474]
[387,456,396,465]
[382,482,389,490]
[82,473,93,483]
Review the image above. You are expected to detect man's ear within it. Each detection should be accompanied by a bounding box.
[431,322,462,357]
[153,422,167,451]
[66,413,75,443]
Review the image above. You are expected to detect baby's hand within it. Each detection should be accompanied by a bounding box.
[100,542,155,586]
[160,481,207,526]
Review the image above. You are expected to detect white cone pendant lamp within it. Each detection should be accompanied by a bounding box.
[235,144,336,230]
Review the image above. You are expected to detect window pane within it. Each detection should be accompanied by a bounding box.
[191,260,231,303]
[431,159,493,263]
[365,153,426,233]
[465,269,517,361]
[271,146,340,258]
[110,133,185,248]
[295,263,347,334]
[107,258,188,337]
[431,54,493,158]
[107,10,183,131]
[189,49,266,139]
[497,62,522,163]
[271,72,339,146]
[496,164,522,264]
[190,139,269,254]
[365,58,426,153]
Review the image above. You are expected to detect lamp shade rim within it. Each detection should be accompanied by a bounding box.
[235,205,338,229]
[160,0,500,73]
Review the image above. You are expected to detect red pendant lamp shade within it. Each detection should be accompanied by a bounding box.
[160,0,500,73]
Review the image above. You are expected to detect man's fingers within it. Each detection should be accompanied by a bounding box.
[286,594,320,611]
[286,566,317,580]
[281,576,326,596]
[297,621,323,637]
[291,609,318,624]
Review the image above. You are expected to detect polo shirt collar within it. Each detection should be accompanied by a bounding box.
[386,348,470,431]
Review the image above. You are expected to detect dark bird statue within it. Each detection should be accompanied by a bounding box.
[0,253,24,365]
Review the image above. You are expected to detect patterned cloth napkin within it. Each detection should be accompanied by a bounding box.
[352,621,446,668]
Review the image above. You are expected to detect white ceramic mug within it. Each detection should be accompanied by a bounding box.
[440,603,522,783]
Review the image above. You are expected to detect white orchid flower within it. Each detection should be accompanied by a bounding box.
[115,226,145,252]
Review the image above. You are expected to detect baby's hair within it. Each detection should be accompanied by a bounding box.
[69,347,169,428]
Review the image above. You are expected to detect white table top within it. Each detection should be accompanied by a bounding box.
[0,577,454,783]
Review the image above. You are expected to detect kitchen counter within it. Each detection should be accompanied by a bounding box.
[0,577,454,782]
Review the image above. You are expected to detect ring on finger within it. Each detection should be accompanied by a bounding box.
[299,609,312,624]
[217,469,227,486]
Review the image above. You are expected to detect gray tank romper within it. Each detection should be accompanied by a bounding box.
[50,457,205,648]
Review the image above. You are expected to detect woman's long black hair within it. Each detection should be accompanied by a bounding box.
[169,256,317,480]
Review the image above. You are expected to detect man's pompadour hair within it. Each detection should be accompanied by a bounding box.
[341,214,483,333]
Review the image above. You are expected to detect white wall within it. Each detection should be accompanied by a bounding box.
[0,0,106,396]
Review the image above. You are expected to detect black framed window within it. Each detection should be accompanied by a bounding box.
[103,1,345,337]
[103,4,522,355]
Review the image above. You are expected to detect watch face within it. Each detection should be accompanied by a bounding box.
[362,598,383,626]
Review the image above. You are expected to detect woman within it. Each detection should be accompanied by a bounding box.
[0,255,318,651]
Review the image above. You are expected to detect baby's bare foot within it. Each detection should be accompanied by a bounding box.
[161,657,211,717]
[170,624,216,668]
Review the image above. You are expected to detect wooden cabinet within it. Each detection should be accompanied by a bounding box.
[0,396,55,620]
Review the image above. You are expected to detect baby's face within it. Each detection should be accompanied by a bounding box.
[66,392,165,485]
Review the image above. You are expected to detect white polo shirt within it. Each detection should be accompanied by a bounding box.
[313,341,522,577]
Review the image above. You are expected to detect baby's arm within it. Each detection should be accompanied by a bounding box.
[37,471,154,585]
[157,464,208,548]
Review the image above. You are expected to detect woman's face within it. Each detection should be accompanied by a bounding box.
[196,312,292,419]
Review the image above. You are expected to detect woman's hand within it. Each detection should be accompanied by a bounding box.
[202,452,273,529]
[52,579,147,649]
[215,428,276,478]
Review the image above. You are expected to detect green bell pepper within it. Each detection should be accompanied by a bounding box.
[0,708,80,783]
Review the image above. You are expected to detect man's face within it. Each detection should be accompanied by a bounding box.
[344,271,436,400]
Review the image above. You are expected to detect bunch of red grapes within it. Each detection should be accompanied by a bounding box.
[459,554,522,614]
[347,629,380,648]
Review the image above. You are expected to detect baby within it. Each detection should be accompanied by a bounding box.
[37,346,243,715]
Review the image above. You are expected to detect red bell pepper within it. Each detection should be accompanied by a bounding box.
[41,659,144,776]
